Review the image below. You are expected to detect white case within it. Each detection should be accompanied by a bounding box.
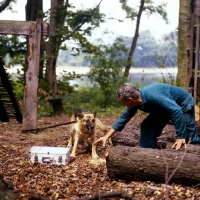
[29,146,71,165]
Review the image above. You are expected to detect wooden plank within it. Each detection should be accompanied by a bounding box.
[194,18,199,104]
[188,14,194,94]
[0,20,48,36]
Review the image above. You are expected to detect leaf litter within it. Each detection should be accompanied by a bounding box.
[0,114,199,200]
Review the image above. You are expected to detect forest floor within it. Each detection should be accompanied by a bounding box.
[0,113,200,200]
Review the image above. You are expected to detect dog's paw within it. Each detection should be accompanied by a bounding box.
[67,143,72,148]
[92,154,99,159]
[70,153,76,157]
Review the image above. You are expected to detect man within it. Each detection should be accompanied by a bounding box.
[94,83,200,150]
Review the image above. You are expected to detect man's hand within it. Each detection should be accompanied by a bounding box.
[172,139,187,150]
[94,129,117,147]
[94,136,108,147]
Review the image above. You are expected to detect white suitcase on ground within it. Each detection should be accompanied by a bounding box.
[29,146,71,165]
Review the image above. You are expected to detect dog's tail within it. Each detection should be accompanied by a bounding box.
[96,118,107,132]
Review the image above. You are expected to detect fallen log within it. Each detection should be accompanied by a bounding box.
[29,194,50,200]
[75,190,138,200]
[111,122,200,149]
[106,146,200,186]
[165,142,200,152]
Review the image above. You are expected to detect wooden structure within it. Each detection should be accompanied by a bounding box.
[0,57,22,123]
[0,20,48,132]
[188,1,200,104]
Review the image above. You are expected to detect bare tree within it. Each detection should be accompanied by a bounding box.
[121,0,168,78]
[0,0,12,13]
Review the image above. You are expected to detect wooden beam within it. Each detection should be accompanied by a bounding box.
[194,18,199,104]
[188,14,194,94]
[22,19,42,133]
[0,20,48,36]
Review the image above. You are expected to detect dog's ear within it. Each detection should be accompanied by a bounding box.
[93,109,97,117]
[75,111,84,120]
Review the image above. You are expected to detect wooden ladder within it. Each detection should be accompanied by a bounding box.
[0,57,22,123]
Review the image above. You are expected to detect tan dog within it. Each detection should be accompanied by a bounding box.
[67,109,107,159]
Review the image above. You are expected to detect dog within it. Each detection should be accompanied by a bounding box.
[67,109,107,159]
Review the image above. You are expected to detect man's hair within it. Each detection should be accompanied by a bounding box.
[116,83,139,101]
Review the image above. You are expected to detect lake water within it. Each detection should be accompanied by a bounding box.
[56,66,178,85]
[7,66,178,85]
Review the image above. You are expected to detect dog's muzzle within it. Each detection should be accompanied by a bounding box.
[86,125,94,133]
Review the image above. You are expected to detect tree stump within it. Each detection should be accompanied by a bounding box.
[0,174,17,200]
[106,146,200,186]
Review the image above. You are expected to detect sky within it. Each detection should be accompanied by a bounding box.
[0,0,179,44]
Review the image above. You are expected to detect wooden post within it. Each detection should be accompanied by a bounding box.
[188,14,194,95]
[0,20,48,132]
[22,19,42,132]
[194,22,199,104]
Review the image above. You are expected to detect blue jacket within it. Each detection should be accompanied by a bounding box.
[112,83,195,138]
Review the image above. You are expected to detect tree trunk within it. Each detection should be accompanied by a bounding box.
[177,0,192,89]
[123,0,145,78]
[0,0,12,12]
[106,146,200,186]
[46,0,65,114]
[26,0,45,79]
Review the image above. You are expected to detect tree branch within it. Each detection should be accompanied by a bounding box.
[0,0,12,13]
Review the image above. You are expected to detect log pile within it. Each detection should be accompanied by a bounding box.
[111,123,177,149]
[111,122,200,148]
[107,121,200,186]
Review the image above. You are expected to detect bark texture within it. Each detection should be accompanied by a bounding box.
[106,146,200,186]
[124,0,145,77]
[109,120,200,186]
[111,123,177,149]
[46,0,65,114]
[22,20,42,132]
[111,120,200,148]
[177,0,192,89]
[0,0,12,12]
[0,20,48,36]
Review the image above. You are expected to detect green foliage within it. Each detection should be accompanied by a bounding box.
[38,99,54,117]
[145,1,168,21]
[57,70,82,93]
[119,0,168,22]
[120,0,138,20]
[58,31,177,69]
[85,37,128,109]
[44,1,103,56]
[62,85,125,115]
[0,35,26,66]
[11,78,24,100]
[67,7,105,36]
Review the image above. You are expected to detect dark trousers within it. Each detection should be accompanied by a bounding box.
[140,109,200,148]
[140,113,170,148]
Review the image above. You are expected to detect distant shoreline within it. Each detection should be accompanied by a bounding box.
[7,65,177,85]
